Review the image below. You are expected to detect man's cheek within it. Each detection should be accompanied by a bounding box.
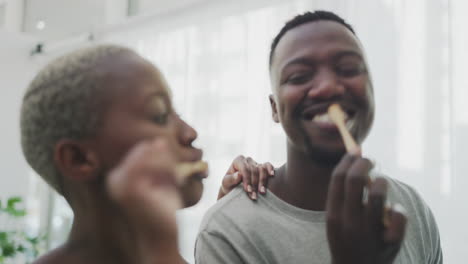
[347,78,370,97]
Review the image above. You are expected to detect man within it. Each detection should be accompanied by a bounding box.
[22,45,271,264]
[195,11,443,264]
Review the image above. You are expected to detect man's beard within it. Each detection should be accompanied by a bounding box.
[299,128,345,168]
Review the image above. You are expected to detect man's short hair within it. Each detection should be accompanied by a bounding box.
[269,10,356,68]
[20,44,133,195]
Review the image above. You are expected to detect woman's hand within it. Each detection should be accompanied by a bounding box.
[106,138,185,264]
[218,155,274,200]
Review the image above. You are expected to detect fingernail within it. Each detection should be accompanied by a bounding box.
[233,172,238,180]
[251,192,257,200]
[270,169,275,176]
[260,186,266,193]
[247,185,252,192]
[392,203,407,216]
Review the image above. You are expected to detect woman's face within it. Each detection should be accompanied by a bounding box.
[90,51,204,207]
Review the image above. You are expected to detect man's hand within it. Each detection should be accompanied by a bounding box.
[326,154,407,264]
[218,155,274,200]
[106,138,185,264]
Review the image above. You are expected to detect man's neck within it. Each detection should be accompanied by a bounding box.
[269,146,337,211]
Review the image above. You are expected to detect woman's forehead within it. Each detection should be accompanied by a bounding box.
[105,54,171,95]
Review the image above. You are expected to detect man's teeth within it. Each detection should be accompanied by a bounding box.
[312,112,349,123]
[313,113,332,122]
[345,119,355,130]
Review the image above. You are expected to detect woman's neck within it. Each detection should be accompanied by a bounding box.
[65,191,139,264]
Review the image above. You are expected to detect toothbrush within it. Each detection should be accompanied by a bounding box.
[175,161,208,185]
[328,104,359,154]
[328,104,390,227]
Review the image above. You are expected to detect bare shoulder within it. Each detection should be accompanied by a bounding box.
[33,246,81,264]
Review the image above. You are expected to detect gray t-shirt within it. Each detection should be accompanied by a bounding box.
[195,174,443,264]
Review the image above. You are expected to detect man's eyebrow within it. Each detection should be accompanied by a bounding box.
[281,57,316,72]
[332,50,363,61]
[280,50,364,71]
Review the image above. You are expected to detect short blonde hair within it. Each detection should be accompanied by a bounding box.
[20,44,134,195]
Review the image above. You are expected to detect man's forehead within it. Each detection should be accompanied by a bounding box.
[272,21,363,69]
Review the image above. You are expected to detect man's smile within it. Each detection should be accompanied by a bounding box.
[299,103,356,132]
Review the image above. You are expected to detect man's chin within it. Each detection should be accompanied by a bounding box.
[305,144,347,167]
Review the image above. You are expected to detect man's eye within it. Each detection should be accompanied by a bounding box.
[286,73,312,85]
[336,65,365,77]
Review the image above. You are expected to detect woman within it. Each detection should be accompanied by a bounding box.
[21,45,272,264]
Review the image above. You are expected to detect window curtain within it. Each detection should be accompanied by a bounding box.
[40,0,466,262]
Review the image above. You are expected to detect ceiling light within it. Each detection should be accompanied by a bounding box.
[36,20,45,30]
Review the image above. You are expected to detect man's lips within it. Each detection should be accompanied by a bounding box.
[300,104,356,131]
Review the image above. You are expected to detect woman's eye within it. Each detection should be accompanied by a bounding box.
[150,97,171,125]
[152,113,169,125]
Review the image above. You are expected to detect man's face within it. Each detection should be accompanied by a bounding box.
[270,21,374,163]
[90,52,204,207]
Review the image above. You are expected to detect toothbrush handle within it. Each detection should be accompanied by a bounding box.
[336,122,359,153]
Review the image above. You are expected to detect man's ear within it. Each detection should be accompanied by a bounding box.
[269,94,280,123]
[54,139,100,183]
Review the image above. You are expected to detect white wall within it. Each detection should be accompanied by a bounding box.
[3,0,24,32]
[0,30,39,198]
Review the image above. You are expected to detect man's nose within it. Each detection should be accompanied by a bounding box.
[306,69,345,99]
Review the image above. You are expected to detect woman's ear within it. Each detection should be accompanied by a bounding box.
[54,139,101,183]
[269,94,280,123]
